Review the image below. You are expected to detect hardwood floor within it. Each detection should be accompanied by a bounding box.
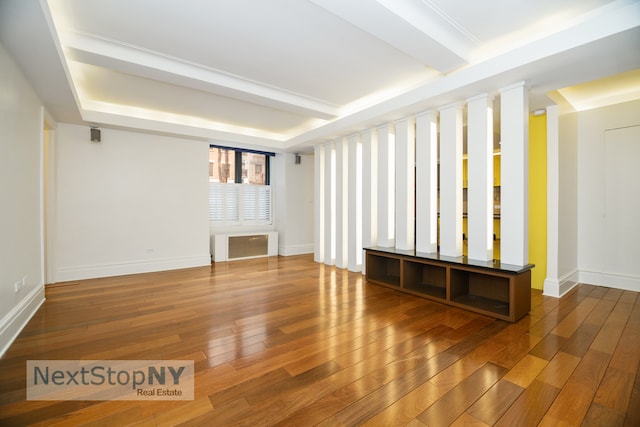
[1,254,638,426]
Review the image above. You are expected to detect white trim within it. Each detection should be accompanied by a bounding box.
[439,103,463,257]
[499,81,527,94]
[314,145,324,263]
[45,126,58,284]
[347,134,363,271]
[543,269,579,298]
[56,255,211,282]
[39,107,46,288]
[279,244,314,257]
[335,138,347,268]
[545,106,560,294]
[579,270,640,293]
[536,269,639,298]
[376,124,395,248]
[542,278,561,297]
[394,117,415,251]
[0,285,45,358]
[64,30,339,120]
[499,81,529,266]
[415,111,438,254]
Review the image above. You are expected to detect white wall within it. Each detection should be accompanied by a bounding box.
[0,44,46,356]
[557,111,579,292]
[577,99,640,291]
[273,153,314,256]
[54,124,211,281]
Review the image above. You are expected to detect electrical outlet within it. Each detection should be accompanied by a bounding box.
[14,281,21,293]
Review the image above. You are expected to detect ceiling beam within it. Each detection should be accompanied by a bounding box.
[62,31,340,120]
[310,0,474,72]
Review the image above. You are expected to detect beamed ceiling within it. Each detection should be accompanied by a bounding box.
[1,0,639,152]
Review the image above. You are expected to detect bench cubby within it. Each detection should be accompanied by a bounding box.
[365,247,533,322]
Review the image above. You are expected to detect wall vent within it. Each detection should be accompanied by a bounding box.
[212,232,278,262]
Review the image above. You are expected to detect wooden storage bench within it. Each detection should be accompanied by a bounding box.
[365,247,533,322]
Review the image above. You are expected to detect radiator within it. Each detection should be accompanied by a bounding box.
[212,232,278,262]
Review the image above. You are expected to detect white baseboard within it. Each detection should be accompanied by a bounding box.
[579,270,640,292]
[0,284,45,358]
[347,263,363,273]
[545,269,640,297]
[278,244,314,256]
[55,255,212,282]
[542,278,561,297]
[543,270,579,298]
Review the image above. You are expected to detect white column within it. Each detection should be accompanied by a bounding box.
[439,103,464,257]
[347,134,363,272]
[395,118,416,250]
[314,144,324,263]
[377,124,396,247]
[544,105,560,295]
[500,81,529,266]
[361,129,378,273]
[416,111,439,254]
[323,142,335,265]
[335,138,348,269]
[466,93,494,261]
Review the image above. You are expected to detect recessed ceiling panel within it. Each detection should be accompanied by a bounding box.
[13,0,635,149]
[50,0,434,105]
[72,62,317,134]
[428,0,616,56]
[557,68,640,111]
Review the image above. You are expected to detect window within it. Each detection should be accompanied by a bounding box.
[241,152,267,185]
[209,147,236,183]
[208,146,273,225]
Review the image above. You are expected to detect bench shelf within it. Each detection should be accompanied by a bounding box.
[365,247,533,322]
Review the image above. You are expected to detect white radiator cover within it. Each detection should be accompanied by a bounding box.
[212,231,278,262]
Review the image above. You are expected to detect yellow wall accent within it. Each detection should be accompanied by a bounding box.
[529,114,547,290]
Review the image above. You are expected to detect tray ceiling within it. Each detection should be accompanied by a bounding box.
[1,0,638,151]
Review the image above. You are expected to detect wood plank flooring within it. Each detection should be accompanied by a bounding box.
[0,254,638,426]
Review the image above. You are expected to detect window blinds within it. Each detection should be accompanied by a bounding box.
[209,183,271,225]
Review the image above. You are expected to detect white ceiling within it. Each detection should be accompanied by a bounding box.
[1,0,639,152]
